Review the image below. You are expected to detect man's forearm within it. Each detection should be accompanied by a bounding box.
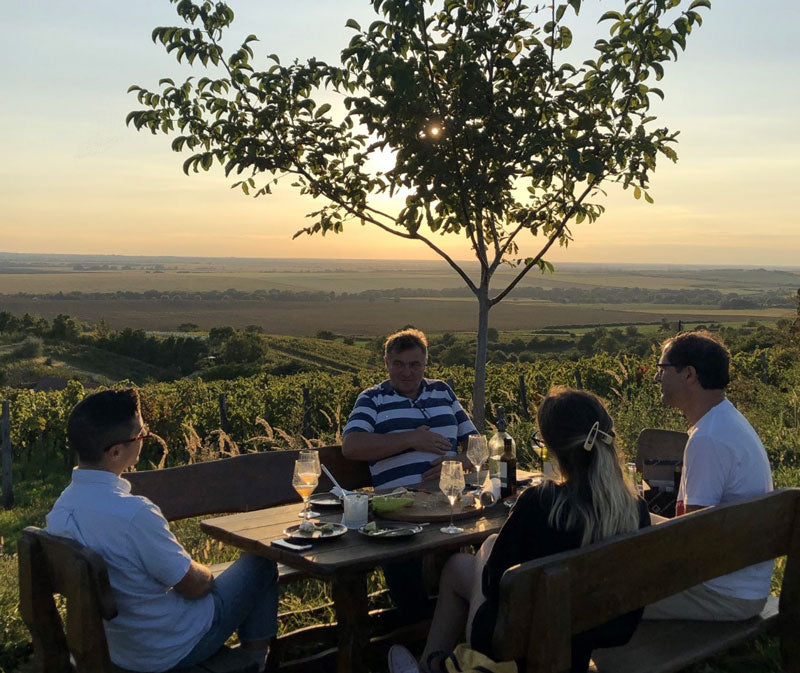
[173,560,214,599]
[342,431,416,461]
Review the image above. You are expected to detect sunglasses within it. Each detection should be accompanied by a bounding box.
[102,424,151,452]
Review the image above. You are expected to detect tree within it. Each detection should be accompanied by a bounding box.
[128,0,709,428]
[222,330,268,363]
[51,314,83,342]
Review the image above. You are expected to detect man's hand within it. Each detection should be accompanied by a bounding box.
[411,425,452,454]
[421,452,470,481]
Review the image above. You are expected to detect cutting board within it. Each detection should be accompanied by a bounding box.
[375,490,493,523]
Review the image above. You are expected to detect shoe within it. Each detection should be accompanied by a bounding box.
[388,644,420,673]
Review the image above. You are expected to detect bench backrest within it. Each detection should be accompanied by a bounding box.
[126,445,372,520]
[493,488,800,673]
[18,526,117,673]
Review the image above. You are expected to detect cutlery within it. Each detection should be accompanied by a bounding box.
[370,525,422,537]
[321,464,352,496]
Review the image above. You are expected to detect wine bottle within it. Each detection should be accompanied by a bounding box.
[500,436,517,498]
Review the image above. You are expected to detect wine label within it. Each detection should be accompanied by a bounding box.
[499,462,508,486]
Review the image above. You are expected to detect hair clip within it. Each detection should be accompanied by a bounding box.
[583,421,614,451]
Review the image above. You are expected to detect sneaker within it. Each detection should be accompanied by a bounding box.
[388,645,420,673]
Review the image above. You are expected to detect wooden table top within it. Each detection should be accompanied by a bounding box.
[200,471,540,576]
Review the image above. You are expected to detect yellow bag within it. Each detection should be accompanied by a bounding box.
[444,644,518,673]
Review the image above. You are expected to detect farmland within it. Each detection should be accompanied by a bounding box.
[1,254,796,335]
[1,295,791,335]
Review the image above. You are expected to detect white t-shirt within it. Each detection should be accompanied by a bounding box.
[677,398,774,599]
[46,468,214,672]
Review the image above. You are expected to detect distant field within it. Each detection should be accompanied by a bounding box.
[0,296,789,335]
[2,264,799,295]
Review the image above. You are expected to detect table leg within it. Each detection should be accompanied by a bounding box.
[331,570,370,673]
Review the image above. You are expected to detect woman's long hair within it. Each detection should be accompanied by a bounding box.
[538,387,639,546]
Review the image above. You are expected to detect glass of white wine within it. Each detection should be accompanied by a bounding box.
[439,460,465,534]
[299,449,322,516]
[293,458,320,519]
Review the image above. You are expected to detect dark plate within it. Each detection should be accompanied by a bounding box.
[309,493,343,508]
[283,522,348,540]
[358,523,424,540]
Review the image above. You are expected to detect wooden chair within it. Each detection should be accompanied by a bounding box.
[635,429,687,517]
[18,526,257,673]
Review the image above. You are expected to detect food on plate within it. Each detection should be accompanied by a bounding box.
[371,494,415,514]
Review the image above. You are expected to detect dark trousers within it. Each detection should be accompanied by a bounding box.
[382,557,433,619]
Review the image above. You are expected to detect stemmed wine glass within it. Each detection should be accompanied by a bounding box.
[439,461,466,534]
[299,449,322,517]
[292,458,320,519]
[466,434,489,490]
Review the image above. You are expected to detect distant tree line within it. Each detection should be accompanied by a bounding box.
[1,286,794,309]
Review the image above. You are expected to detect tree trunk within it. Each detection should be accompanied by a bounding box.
[472,284,491,432]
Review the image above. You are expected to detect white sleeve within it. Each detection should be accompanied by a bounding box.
[128,502,193,587]
[683,434,730,508]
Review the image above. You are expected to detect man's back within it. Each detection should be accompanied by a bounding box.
[680,399,773,599]
[47,469,212,672]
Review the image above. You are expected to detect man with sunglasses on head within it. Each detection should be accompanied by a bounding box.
[343,328,477,618]
[46,389,279,673]
[647,330,773,621]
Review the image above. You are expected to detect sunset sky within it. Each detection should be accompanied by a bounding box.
[1,0,798,265]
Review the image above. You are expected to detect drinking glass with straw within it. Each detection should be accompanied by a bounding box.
[292,458,320,519]
[439,460,465,534]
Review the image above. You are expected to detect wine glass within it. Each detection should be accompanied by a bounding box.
[293,458,320,519]
[299,449,322,516]
[466,434,489,490]
[439,461,465,534]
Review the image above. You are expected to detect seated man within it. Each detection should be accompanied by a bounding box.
[647,330,773,620]
[46,389,279,673]
[343,328,477,613]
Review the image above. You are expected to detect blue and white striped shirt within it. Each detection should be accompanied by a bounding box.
[343,379,477,488]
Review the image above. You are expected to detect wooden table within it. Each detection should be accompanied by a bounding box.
[200,474,538,672]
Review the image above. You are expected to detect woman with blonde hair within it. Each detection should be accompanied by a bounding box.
[389,387,650,673]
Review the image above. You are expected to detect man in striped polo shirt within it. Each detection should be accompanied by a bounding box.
[343,328,477,487]
[342,328,477,616]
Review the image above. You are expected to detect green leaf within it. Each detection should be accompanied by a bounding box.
[633,186,642,199]
[559,26,573,49]
[345,18,361,30]
[644,192,654,204]
[599,11,623,23]
[688,0,711,9]
[568,0,581,15]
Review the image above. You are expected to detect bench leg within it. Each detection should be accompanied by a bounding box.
[331,571,370,673]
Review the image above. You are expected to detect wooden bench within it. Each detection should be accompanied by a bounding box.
[126,446,371,581]
[18,526,258,673]
[492,487,800,673]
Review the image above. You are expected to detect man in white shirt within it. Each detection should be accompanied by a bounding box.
[646,331,773,620]
[46,389,278,672]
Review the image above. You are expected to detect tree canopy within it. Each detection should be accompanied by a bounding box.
[128,0,710,428]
